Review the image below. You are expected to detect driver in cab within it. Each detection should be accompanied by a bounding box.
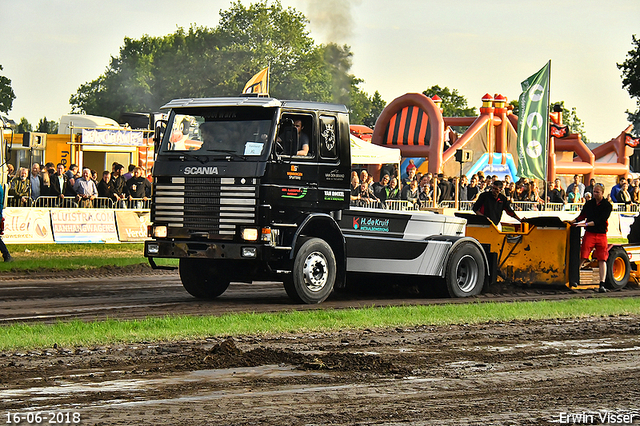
[293,119,309,156]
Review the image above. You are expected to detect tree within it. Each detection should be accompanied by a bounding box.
[618,34,640,136]
[0,65,15,114]
[552,101,589,143]
[36,117,58,134]
[16,117,32,133]
[363,91,386,128]
[70,1,353,120]
[422,85,476,117]
[509,99,519,117]
[347,84,371,125]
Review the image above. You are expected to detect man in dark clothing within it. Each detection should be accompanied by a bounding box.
[457,175,468,202]
[97,171,114,199]
[126,167,152,208]
[467,175,479,201]
[49,163,69,204]
[110,164,128,207]
[473,180,521,226]
[436,173,453,203]
[371,174,389,202]
[293,119,309,156]
[570,183,612,292]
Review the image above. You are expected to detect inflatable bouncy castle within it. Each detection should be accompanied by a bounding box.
[371,92,634,182]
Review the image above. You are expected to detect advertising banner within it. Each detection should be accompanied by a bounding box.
[3,208,54,244]
[115,210,151,242]
[50,209,119,243]
[516,61,550,181]
[82,129,144,146]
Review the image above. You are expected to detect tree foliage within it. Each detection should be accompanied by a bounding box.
[509,99,519,117]
[36,117,59,134]
[553,101,588,143]
[0,65,16,114]
[70,1,371,122]
[422,85,476,117]
[618,34,640,136]
[363,91,386,128]
[16,117,32,133]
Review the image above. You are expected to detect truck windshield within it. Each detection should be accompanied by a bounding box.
[159,107,275,158]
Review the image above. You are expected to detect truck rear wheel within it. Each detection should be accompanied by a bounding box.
[443,242,485,298]
[284,238,336,304]
[179,258,231,299]
[605,246,630,290]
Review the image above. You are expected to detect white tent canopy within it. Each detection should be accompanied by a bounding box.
[350,134,401,165]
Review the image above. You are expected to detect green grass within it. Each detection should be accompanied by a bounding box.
[0,243,177,271]
[2,297,640,351]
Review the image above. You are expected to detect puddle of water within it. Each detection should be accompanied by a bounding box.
[568,346,640,355]
[477,337,640,353]
[0,365,328,403]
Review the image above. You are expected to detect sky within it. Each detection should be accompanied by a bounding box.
[1,0,638,142]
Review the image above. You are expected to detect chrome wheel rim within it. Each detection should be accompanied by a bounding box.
[455,254,479,293]
[303,251,329,292]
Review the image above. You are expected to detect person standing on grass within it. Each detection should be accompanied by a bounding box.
[570,183,612,293]
[0,184,13,262]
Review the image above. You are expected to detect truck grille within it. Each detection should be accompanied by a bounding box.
[153,177,258,235]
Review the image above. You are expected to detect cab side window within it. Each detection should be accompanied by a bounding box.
[281,114,313,157]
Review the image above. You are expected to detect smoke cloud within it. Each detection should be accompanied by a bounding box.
[301,0,362,43]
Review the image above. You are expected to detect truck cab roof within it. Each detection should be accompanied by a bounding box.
[161,97,348,114]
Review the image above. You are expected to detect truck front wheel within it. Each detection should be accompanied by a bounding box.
[179,258,231,299]
[443,242,485,298]
[284,238,336,304]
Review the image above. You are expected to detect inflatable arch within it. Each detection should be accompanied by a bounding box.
[372,93,516,177]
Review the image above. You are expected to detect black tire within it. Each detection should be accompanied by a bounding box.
[179,258,231,299]
[284,238,336,304]
[443,242,485,298]
[605,246,630,290]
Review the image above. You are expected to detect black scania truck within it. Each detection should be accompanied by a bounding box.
[145,97,490,303]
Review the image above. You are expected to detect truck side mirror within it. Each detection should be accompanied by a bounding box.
[154,119,168,152]
[278,118,298,156]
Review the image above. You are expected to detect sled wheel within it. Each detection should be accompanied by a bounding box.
[605,246,630,290]
[443,242,485,298]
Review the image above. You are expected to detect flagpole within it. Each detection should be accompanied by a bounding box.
[544,60,551,212]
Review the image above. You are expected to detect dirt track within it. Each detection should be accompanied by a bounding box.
[2,316,640,425]
[1,264,640,324]
[1,267,640,424]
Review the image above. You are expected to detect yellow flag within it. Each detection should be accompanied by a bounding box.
[242,67,269,95]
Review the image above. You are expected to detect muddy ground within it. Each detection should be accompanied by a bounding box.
[2,315,640,425]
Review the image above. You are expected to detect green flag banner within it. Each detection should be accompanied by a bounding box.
[516,61,550,181]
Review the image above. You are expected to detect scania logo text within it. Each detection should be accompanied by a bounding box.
[183,166,219,175]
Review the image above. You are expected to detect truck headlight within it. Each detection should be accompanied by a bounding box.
[242,228,258,241]
[153,225,167,238]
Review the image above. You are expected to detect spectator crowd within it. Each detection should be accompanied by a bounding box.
[350,166,640,212]
[6,162,152,208]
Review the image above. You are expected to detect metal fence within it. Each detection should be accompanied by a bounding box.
[7,196,151,210]
[9,194,640,215]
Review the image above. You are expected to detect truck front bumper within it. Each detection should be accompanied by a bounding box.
[145,240,264,260]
